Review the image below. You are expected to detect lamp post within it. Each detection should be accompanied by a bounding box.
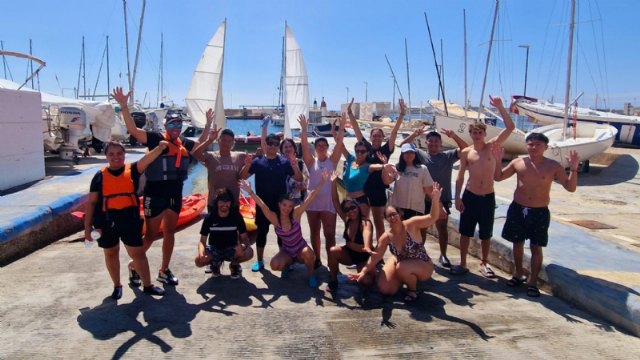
[518,44,530,96]
[364,81,368,102]
[346,86,349,103]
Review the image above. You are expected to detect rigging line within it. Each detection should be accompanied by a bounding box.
[92,41,108,99]
[1,40,14,81]
[591,0,610,108]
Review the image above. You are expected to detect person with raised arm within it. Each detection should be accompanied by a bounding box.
[239,170,329,287]
[451,95,515,278]
[84,141,167,299]
[350,183,442,302]
[493,133,579,297]
[239,127,303,272]
[326,170,375,293]
[348,98,406,243]
[112,87,206,287]
[297,113,345,268]
[400,128,468,267]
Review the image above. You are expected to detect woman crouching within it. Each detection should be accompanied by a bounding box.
[239,170,329,288]
[350,183,442,302]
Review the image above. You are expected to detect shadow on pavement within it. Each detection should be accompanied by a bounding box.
[578,154,639,186]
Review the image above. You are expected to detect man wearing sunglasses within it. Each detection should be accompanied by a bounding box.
[112,87,208,287]
[240,132,303,272]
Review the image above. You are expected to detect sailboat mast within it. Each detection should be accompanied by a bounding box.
[423,12,447,116]
[477,0,499,121]
[122,0,132,105]
[563,0,576,141]
[106,35,110,100]
[463,9,468,115]
[405,38,412,119]
[131,0,146,107]
[157,32,163,107]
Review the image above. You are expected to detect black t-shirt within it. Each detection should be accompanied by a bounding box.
[143,131,195,198]
[364,140,393,192]
[199,209,248,249]
[249,154,294,209]
[89,162,142,227]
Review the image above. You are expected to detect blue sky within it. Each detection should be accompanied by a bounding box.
[2,0,638,110]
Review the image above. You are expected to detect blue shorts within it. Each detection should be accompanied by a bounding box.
[458,190,495,240]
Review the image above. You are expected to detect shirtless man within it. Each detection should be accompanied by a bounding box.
[493,133,579,297]
[451,95,515,277]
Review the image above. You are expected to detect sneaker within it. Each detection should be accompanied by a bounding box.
[204,264,213,274]
[157,268,179,285]
[346,264,358,269]
[229,263,242,279]
[251,260,264,272]
[210,262,222,277]
[143,285,165,296]
[438,255,452,268]
[111,286,123,300]
[128,261,141,287]
[308,275,319,288]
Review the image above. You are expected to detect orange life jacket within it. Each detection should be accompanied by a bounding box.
[163,133,189,168]
[101,163,138,211]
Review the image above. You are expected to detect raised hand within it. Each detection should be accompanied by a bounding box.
[330,170,340,182]
[205,108,215,124]
[567,149,580,170]
[339,111,347,128]
[347,97,355,114]
[385,164,398,180]
[376,151,387,164]
[489,95,503,109]
[297,114,308,129]
[441,128,454,138]
[398,98,407,117]
[111,87,130,107]
[261,114,272,128]
[208,125,220,142]
[239,179,252,193]
[431,182,442,200]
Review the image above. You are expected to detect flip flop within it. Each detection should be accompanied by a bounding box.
[450,265,469,275]
[480,265,496,278]
[527,286,541,297]
[404,290,419,303]
[506,276,527,287]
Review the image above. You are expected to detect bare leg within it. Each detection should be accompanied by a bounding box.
[320,211,337,261]
[306,211,322,262]
[480,238,491,266]
[436,218,449,257]
[512,241,525,278]
[298,246,316,276]
[103,245,121,287]
[395,260,433,292]
[459,235,470,268]
[125,245,152,287]
[370,206,386,244]
[269,250,294,272]
[327,246,344,282]
[377,258,402,296]
[159,210,179,271]
[528,245,544,287]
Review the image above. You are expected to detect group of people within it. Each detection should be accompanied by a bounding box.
[86,88,579,302]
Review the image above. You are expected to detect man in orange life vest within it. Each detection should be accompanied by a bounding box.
[112,87,208,286]
[84,141,167,299]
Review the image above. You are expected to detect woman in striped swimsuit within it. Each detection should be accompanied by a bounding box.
[351,183,442,302]
[239,171,329,288]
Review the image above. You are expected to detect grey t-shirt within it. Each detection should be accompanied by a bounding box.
[416,148,458,202]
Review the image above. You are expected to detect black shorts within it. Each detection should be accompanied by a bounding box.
[143,195,182,218]
[342,245,370,265]
[425,199,452,215]
[458,191,495,240]
[206,245,237,264]
[350,194,369,206]
[502,202,551,247]
[365,187,387,207]
[399,208,423,220]
[97,216,144,249]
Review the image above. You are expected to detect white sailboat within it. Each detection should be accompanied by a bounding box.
[283,23,309,139]
[526,0,617,169]
[428,2,528,156]
[185,19,226,130]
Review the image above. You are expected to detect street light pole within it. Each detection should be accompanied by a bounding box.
[346,86,349,103]
[364,81,368,102]
[518,44,530,96]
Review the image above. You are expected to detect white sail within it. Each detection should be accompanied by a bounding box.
[185,19,226,129]
[283,24,309,139]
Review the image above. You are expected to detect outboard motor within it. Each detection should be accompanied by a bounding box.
[58,107,90,160]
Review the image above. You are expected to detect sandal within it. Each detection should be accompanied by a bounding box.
[404,290,419,303]
[480,265,496,278]
[450,265,469,275]
[506,276,527,287]
[526,286,541,297]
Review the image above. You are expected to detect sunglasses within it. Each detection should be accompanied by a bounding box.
[167,122,182,129]
[268,141,280,147]
[385,212,399,219]
[343,205,357,212]
[355,149,368,155]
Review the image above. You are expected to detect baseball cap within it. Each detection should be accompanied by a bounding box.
[401,143,417,153]
[165,112,183,123]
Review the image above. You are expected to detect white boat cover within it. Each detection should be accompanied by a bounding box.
[284,24,308,138]
[185,20,226,130]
